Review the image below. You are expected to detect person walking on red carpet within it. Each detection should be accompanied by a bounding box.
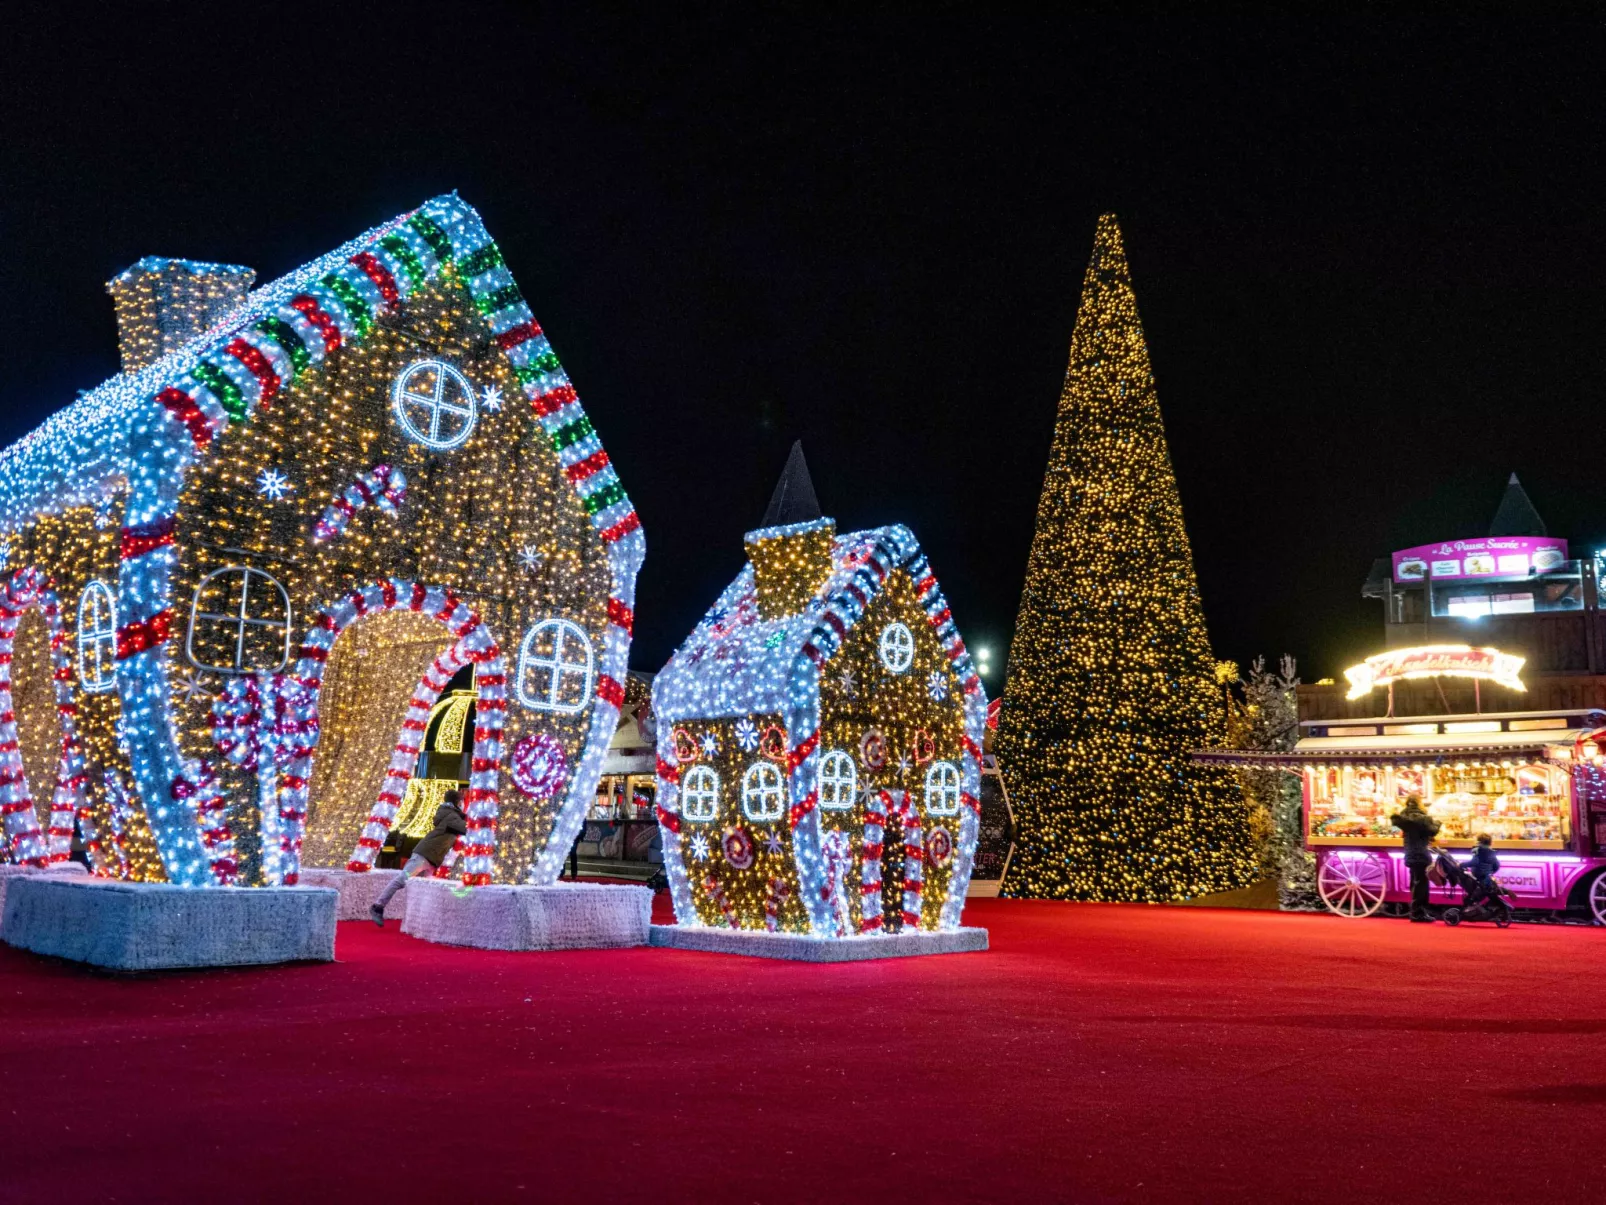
[370,790,467,927]
[1390,795,1440,923]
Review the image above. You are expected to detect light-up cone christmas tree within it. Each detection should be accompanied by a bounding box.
[996,214,1255,902]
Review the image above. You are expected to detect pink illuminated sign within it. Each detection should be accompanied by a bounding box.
[1392,536,1568,583]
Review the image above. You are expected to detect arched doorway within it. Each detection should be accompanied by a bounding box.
[298,608,458,872]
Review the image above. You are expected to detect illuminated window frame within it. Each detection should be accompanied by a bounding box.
[517,618,595,714]
[681,765,721,823]
[186,565,292,674]
[741,761,785,822]
[819,749,857,811]
[391,359,478,450]
[879,621,915,673]
[924,760,961,816]
[77,579,117,693]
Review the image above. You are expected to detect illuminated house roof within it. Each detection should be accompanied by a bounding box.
[0,193,639,554]
[654,522,977,721]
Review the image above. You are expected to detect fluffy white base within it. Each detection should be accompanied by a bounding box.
[648,924,989,961]
[401,879,653,951]
[297,867,408,921]
[0,862,88,932]
[2,877,337,970]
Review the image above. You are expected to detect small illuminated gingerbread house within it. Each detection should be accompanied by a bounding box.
[651,444,988,956]
[0,193,641,895]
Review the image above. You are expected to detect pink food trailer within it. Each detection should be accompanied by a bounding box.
[1203,703,1606,922]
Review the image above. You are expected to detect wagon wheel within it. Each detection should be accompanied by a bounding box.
[1317,852,1387,918]
[1590,874,1606,927]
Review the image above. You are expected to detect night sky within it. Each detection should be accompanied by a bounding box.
[6,7,1603,683]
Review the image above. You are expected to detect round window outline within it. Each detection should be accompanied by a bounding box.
[391,359,479,450]
[516,618,595,715]
[681,765,721,823]
[924,760,961,816]
[879,621,915,673]
[76,579,118,694]
[741,761,786,822]
[818,749,858,811]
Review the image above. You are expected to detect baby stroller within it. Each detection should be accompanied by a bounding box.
[1433,850,1513,928]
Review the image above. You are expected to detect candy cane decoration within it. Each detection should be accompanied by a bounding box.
[859,789,924,933]
[312,464,407,544]
[764,876,791,932]
[101,768,134,878]
[703,874,740,929]
[821,828,852,936]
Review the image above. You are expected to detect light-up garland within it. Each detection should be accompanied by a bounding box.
[0,193,641,887]
[652,521,986,936]
[311,464,407,544]
[0,568,91,866]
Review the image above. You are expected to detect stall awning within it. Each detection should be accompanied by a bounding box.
[1193,725,1593,769]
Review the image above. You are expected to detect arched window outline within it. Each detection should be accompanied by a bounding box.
[818,749,858,811]
[186,565,293,674]
[924,760,961,816]
[741,761,785,822]
[76,579,117,693]
[879,621,915,673]
[681,765,721,823]
[517,618,595,714]
[391,359,478,450]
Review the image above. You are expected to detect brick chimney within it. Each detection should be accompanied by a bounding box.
[106,257,255,373]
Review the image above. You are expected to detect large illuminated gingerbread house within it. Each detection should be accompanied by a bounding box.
[650,445,988,958]
[0,193,641,900]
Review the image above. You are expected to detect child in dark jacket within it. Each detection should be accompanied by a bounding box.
[1466,833,1500,886]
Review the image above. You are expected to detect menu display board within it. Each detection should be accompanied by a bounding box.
[1392,536,1568,583]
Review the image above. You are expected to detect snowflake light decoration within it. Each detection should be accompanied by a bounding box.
[927,670,949,702]
[256,468,291,500]
[896,753,913,777]
[699,731,720,759]
[688,833,711,861]
[762,830,784,855]
[481,383,505,412]
[518,543,543,571]
[178,670,213,703]
[838,668,858,698]
[734,718,759,752]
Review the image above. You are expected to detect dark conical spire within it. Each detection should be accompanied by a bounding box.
[1489,472,1546,537]
[760,440,822,527]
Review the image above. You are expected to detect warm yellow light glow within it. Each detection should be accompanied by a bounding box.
[1343,645,1525,700]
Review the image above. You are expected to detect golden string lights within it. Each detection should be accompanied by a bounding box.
[995,214,1256,902]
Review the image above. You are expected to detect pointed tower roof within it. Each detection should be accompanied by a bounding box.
[1489,472,1546,537]
[760,440,822,527]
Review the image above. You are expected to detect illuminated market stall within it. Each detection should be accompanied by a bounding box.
[1200,644,1606,922]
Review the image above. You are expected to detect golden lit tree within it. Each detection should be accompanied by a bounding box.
[996,214,1255,902]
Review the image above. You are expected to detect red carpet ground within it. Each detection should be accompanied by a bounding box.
[3,898,1604,1204]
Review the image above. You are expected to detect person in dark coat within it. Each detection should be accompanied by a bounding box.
[1390,795,1441,923]
[370,789,468,926]
[1466,833,1500,887]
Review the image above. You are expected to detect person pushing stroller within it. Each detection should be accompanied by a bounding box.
[1390,795,1440,922]
[1433,835,1513,928]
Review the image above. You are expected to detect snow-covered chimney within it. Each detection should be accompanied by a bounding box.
[106,257,255,373]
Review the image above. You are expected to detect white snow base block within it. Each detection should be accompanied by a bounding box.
[0,863,88,932]
[2,877,337,971]
[401,879,652,951]
[649,925,989,962]
[298,867,408,921]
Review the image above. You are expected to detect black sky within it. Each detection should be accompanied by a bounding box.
[5,5,1603,683]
